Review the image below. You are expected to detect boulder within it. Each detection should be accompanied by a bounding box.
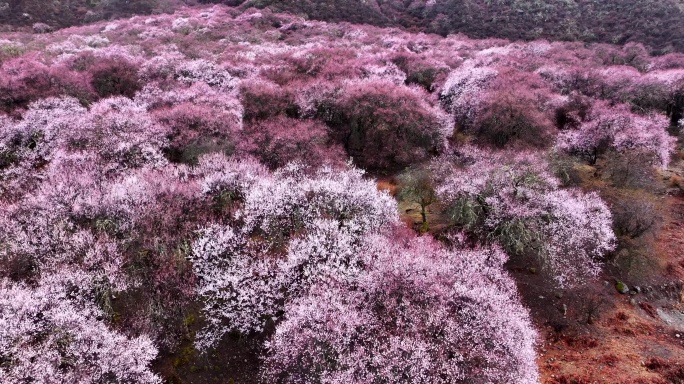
[616,281,629,294]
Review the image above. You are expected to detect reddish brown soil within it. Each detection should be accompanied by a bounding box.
[530,192,684,383]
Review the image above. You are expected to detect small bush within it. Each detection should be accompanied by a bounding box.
[0,55,95,111]
[90,57,141,98]
[605,190,660,238]
[155,102,240,165]
[548,151,583,187]
[554,94,592,130]
[391,53,448,91]
[473,91,555,149]
[240,79,298,122]
[322,80,449,172]
[603,150,658,190]
[0,253,39,283]
[287,47,360,81]
[239,116,345,169]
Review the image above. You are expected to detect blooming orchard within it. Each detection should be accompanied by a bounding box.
[0,3,680,382]
[263,233,539,384]
[0,273,161,384]
[190,160,399,348]
[432,147,616,287]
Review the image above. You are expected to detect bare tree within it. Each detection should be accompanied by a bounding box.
[398,166,438,232]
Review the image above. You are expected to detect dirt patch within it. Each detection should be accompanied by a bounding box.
[532,190,684,383]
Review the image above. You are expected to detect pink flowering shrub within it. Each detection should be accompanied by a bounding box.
[553,93,592,130]
[391,52,450,91]
[189,222,280,348]
[240,79,299,122]
[322,80,451,171]
[594,43,650,71]
[1,157,200,349]
[113,167,202,347]
[239,116,345,169]
[622,77,671,113]
[174,59,237,91]
[289,48,362,81]
[536,65,605,97]
[0,97,88,199]
[190,159,399,348]
[90,56,142,98]
[1,97,166,178]
[0,155,168,376]
[0,168,128,290]
[539,64,684,122]
[0,92,198,349]
[0,55,94,112]
[470,89,556,148]
[556,100,675,166]
[156,101,238,164]
[648,53,684,71]
[240,163,399,240]
[441,64,499,124]
[0,274,161,384]
[140,53,237,91]
[442,66,556,148]
[585,66,683,114]
[263,232,539,384]
[80,97,169,173]
[193,153,268,207]
[433,147,616,287]
[150,85,243,165]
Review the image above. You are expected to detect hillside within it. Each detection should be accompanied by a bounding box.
[1,1,684,54]
[0,0,188,31]
[1,4,684,384]
[240,0,684,53]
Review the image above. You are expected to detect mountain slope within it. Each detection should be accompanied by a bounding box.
[1,0,683,53]
[241,0,684,53]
